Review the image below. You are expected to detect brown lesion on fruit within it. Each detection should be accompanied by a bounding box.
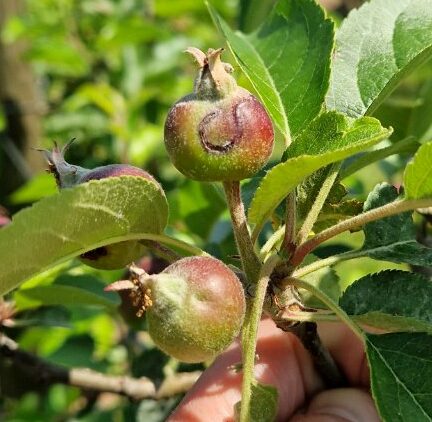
[198,110,235,153]
[198,101,244,154]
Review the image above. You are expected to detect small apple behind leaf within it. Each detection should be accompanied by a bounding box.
[106,256,246,363]
[42,141,165,270]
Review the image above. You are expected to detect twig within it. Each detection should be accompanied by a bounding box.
[156,371,202,399]
[289,322,347,388]
[69,369,155,400]
[291,198,432,267]
[0,333,201,400]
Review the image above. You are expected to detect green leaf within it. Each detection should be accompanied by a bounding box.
[238,0,275,33]
[408,79,432,143]
[9,172,57,204]
[209,0,334,139]
[296,167,345,221]
[13,285,119,311]
[363,183,415,247]
[404,142,432,199]
[168,180,225,240]
[366,332,432,421]
[340,270,432,333]
[0,176,168,296]
[249,112,390,233]
[296,167,363,232]
[340,137,420,180]
[235,382,278,422]
[301,256,341,309]
[314,198,364,233]
[327,0,432,117]
[361,183,432,266]
[374,67,432,145]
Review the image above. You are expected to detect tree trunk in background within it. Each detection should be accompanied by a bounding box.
[0,0,45,200]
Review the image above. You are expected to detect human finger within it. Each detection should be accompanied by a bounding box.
[290,388,380,422]
[168,318,323,421]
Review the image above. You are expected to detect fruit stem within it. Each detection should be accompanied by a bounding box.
[239,255,280,422]
[296,162,341,245]
[223,181,261,284]
[140,240,181,263]
[290,198,432,267]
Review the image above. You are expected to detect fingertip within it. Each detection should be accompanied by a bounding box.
[168,318,322,421]
[290,388,380,422]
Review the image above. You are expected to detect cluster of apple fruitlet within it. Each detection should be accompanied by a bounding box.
[43,47,272,364]
[3,0,432,420]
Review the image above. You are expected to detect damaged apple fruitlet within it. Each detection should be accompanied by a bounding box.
[42,141,165,270]
[164,47,274,182]
[107,256,246,363]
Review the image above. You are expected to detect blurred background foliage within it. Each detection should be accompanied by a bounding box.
[0,0,431,420]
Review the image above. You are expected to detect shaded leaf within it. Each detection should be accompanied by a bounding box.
[361,183,432,266]
[238,0,275,33]
[296,167,346,221]
[0,177,168,295]
[235,382,278,422]
[404,142,432,199]
[168,180,225,240]
[9,173,57,205]
[408,79,432,143]
[340,270,432,333]
[302,255,341,309]
[209,0,334,138]
[367,332,432,421]
[297,167,363,232]
[248,112,390,233]
[14,285,119,311]
[327,0,432,117]
[315,198,364,232]
[340,137,420,180]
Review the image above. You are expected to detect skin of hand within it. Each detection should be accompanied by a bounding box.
[168,318,380,422]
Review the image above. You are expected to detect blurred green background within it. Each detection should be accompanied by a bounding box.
[0,0,431,420]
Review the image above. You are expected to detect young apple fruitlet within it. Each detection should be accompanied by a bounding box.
[107,256,246,363]
[43,141,164,270]
[164,47,274,182]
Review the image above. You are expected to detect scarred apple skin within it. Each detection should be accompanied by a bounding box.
[43,141,164,270]
[79,164,158,185]
[146,256,246,363]
[164,47,274,182]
